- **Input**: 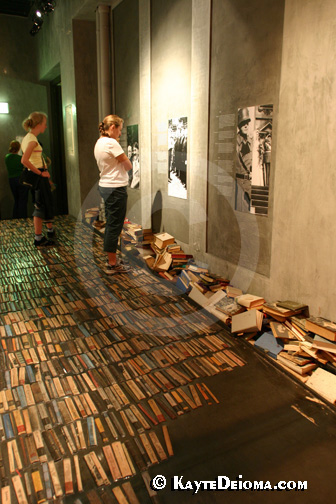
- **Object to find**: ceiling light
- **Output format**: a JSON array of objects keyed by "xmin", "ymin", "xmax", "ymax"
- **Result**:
[{"xmin": 0, "ymin": 103, "xmax": 9, "ymax": 114}]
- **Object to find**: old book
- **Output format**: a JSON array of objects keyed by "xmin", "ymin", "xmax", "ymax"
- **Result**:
[
  {"xmin": 306, "ymin": 367, "xmax": 336, "ymax": 403},
  {"xmin": 236, "ymin": 294, "xmax": 265, "ymax": 309},
  {"xmin": 270, "ymin": 321, "xmax": 296, "ymax": 340},
  {"xmin": 277, "ymin": 351, "xmax": 313, "ymax": 366},
  {"xmin": 154, "ymin": 251, "xmax": 172, "ymax": 272},
  {"xmin": 311, "ymin": 336, "xmax": 336, "ymax": 355},
  {"xmin": 305, "ymin": 316, "xmax": 336, "ymax": 342},
  {"xmin": 225, "ymin": 285, "xmax": 243, "ymax": 298},
  {"xmin": 254, "ymin": 332, "xmax": 284, "ymax": 358},
  {"xmin": 276, "ymin": 300, "xmax": 308, "ymax": 312},
  {"xmin": 213, "ymin": 296, "xmax": 245, "ymax": 317},
  {"xmin": 231, "ymin": 309, "xmax": 263, "ymax": 334},
  {"xmin": 262, "ymin": 302, "xmax": 301, "ymax": 322},
  {"xmin": 153, "ymin": 232, "xmax": 175, "ymax": 249},
  {"xmin": 277, "ymin": 355, "xmax": 317, "ymax": 376}
]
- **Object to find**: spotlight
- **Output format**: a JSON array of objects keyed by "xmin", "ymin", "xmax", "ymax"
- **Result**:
[
  {"xmin": 39, "ymin": 1, "xmax": 56, "ymax": 14},
  {"xmin": 29, "ymin": 0, "xmax": 56, "ymax": 36},
  {"xmin": 30, "ymin": 23, "xmax": 42, "ymax": 36},
  {"xmin": 30, "ymin": 11, "xmax": 43, "ymax": 36}
]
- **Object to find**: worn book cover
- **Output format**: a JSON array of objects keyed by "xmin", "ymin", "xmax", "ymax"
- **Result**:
[
  {"xmin": 231, "ymin": 309, "xmax": 263, "ymax": 334},
  {"xmin": 305, "ymin": 316, "xmax": 336, "ymax": 342},
  {"xmin": 153, "ymin": 233, "xmax": 175, "ymax": 249},
  {"xmin": 213, "ymin": 296, "xmax": 245, "ymax": 317},
  {"xmin": 236, "ymin": 294, "xmax": 265, "ymax": 309}
]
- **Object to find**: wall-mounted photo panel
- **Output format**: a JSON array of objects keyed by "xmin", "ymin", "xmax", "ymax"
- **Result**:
[
  {"xmin": 127, "ymin": 124, "xmax": 140, "ymax": 189},
  {"xmin": 168, "ymin": 117, "xmax": 188, "ymax": 200},
  {"xmin": 235, "ymin": 104, "xmax": 273, "ymax": 215}
]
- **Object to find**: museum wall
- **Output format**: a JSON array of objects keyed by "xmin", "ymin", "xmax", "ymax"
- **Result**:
[
  {"xmin": 0, "ymin": 15, "xmax": 49, "ymax": 220},
  {"xmin": 269, "ymin": 0, "xmax": 336, "ymax": 319},
  {"xmin": 73, "ymin": 19, "xmax": 100, "ymax": 211},
  {"xmin": 36, "ymin": 0, "xmax": 111, "ymax": 219},
  {"xmin": 207, "ymin": 0, "xmax": 285, "ymax": 279},
  {"xmin": 150, "ymin": 0, "xmax": 192, "ymax": 239},
  {"xmin": 113, "ymin": 0, "xmax": 141, "ymax": 223}
]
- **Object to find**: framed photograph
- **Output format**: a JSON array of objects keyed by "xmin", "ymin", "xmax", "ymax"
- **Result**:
[
  {"xmin": 127, "ymin": 124, "xmax": 140, "ymax": 189},
  {"xmin": 168, "ymin": 116, "xmax": 187, "ymax": 199},
  {"xmin": 235, "ymin": 104, "xmax": 273, "ymax": 215}
]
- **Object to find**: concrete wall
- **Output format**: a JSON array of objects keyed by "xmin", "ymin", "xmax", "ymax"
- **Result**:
[
  {"xmin": 270, "ymin": 0, "xmax": 336, "ymax": 318},
  {"xmin": 38, "ymin": 0, "xmax": 91, "ymax": 218},
  {"xmin": 207, "ymin": 0, "xmax": 284, "ymax": 279},
  {"xmin": 0, "ymin": 15, "xmax": 49, "ymax": 219},
  {"xmin": 151, "ymin": 0, "xmax": 192, "ymax": 238},
  {"xmin": 73, "ymin": 19, "xmax": 99, "ymax": 211},
  {"xmin": 113, "ymin": 0, "xmax": 140, "ymax": 223}
]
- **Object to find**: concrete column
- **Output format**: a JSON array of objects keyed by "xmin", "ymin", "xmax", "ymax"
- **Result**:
[
  {"xmin": 96, "ymin": 4, "xmax": 111, "ymax": 119},
  {"xmin": 139, "ymin": 0, "xmax": 152, "ymax": 229},
  {"xmin": 189, "ymin": 0, "xmax": 211, "ymax": 253}
]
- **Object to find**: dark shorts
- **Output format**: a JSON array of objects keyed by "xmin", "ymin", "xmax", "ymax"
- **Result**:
[{"xmin": 99, "ymin": 185, "xmax": 128, "ymax": 253}]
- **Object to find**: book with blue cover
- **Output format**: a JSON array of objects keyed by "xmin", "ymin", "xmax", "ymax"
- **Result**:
[{"xmin": 254, "ymin": 331, "xmax": 284, "ymax": 359}]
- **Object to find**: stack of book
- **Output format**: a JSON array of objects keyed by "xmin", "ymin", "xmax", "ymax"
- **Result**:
[
  {"xmin": 122, "ymin": 222, "xmax": 144, "ymax": 243},
  {"xmin": 84, "ymin": 207, "xmax": 100, "ymax": 225}
]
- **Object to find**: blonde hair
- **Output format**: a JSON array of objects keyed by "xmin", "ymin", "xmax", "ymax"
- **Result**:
[
  {"xmin": 22, "ymin": 112, "xmax": 47, "ymax": 131},
  {"xmin": 9, "ymin": 140, "xmax": 20, "ymax": 153},
  {"xmin": 98, "ymin": 114, "xmax": 123, "ymax": 137}
]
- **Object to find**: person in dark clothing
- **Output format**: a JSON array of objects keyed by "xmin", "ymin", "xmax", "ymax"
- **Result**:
[{"xmin": 4, "ymin": 140, "xmax": 29, "ymax": 218}]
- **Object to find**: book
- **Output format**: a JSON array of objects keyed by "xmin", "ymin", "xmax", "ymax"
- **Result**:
[
  {"xmin": 305, "ymin": 316, "xmax": 336, "ymax": 342},
  {"xmin": 231, "ymin": 309, "xmax": 263, "ymax": 334},
  {"xmin": 277, "ymin": 351, "xmax": 312, "ymax": 366},
  {"xmin": 226, "ymin": 285, "xmax": 243, "ymax": 298},
  {"xmin": 154, "ymin": 252, "xmax": 172, "ymax": 272},
  {"xmin": 153, "ymin": 232, "xmax": 175, "ymax": 249},
  {"xmin": 311, "ymin": 336, "xmax": 336, "ymax": 355},
  {"xmin": 263, "ymin": 302, "xmax": 302, "ymax": 322},
  {"xmin": 236, "ymin": 294, "xmax": 265, "ymax": 309},
  {"xmin": 306, "ymin": 367, "xmax": 336, "ymax": 404},
  {"xmin": 270, "ymin": 321, "xmax": 296, "ymax": 340},
  {"xmin": 276, "ymin": 354, "xmax": 317, "ymax": 375},
  {"xmin": 254, "ymin": 332, "xmax": 284, "ymax": 359},
  {"xmin": 213, "ymin": 296, "xmax": 245, "ymax": 317},
  {"xmin": 276, "ymin": 300, "xmax": 308, "ymax": 312},
  {"xmin": 186, "ymin": 264, "xmax": 209, "ymax": 274}
]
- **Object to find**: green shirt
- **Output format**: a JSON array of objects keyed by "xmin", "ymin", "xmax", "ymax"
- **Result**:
[{"xmin": 5, "ymin": 153, "xmax": 23, "ymax": 178}]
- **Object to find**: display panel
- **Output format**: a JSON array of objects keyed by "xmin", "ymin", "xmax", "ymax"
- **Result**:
[
  {"xmin": 168, "ymin": 117, "xmax": 188, "ymax": 199},
  {"xmin": 235, "ymin": 104, "xmax": 273, "ymax": 215}
]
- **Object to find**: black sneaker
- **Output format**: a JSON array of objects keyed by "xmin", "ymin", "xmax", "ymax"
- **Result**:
[
  {"xmin": 105, "ymin": 263, "xmax": 131, "ymax": 275},
  {"xmin": 34, "ymin": 236, "xmax": 55, "ymax": 247},
  {"xmin": 47, "ymin": 230, "xmax": 56, "ymax": 239}
]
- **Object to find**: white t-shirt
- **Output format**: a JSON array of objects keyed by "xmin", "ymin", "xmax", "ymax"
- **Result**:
[
  {"xmin": 94, "ymin": 136, "xmax": 128, "ymax": 187},
  {"xmin": 21, "ymin": 132, "xmax": 43, "ymax": 169}
]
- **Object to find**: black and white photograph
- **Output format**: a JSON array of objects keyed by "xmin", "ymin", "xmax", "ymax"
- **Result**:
[
  {"xmin": 127, "ymin": 124, "xmax": 140, "ymax": 189},
  {"xmin": 168, "ymin": 116, "xmax": 188, "ymax": 199},
  {"xmin": 235, "ymin": 104, "xmax": 273, "ymax": 215}
]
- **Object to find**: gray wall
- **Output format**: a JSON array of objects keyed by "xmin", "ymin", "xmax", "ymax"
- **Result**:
[
  {"xmin": 151, "ymin": 0, "xmax": 192, "ymax": 238},
  {"xmin": 113, "ymin": 0, "xmax": 141, "ymax": 223},
  {"xmin": 73, "ymin": 19, "xmax": 99, "ymax": 210},
  {"xmin": 207, "ymin": 0, "xmax": 285, "ymax": 277},
  {"xmin": 0, "ymin": 15, "xmax": 49, "ymax": 219},
  {"xmin": 269, "ymin": 0, "xmax": 336, "ymax": 317}
]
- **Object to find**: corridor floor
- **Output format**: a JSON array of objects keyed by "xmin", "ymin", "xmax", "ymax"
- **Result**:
[{"xmin": 0, "ymin": 216, "xmax": 335, "ymax": 504}]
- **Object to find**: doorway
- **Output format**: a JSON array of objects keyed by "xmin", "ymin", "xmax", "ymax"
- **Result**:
[{"xmin": 50, "ymin": 77, "xmax": 68, "ymax": 215}]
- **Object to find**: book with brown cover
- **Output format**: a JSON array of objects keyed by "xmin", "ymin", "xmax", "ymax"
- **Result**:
[{"xmin": 305, "ymin": 316, "xmax": 336, "ymax": 342}]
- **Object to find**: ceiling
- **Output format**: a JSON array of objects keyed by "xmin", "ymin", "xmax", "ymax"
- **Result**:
[{"xmin": 0, "ymin": 0, "xmax": 34, "ymax": 18}]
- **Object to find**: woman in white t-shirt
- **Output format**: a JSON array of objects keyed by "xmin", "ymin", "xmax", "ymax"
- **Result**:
[
  {"xmin": 94, "ymin": 115, "xmax": 132, "ymax": 274},
  {"xmin": 21, "ymin": 111, "xmax": 56, "ymax": 247}
]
